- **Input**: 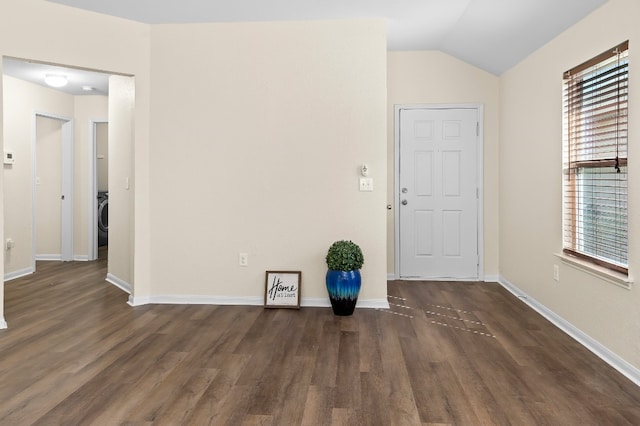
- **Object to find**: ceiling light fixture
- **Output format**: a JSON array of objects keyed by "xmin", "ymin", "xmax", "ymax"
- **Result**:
[
  {"xmin": 81, "ymin": 85, "xmax": 95, "ymax": 91},
  {"xmin": 44, "ymin": 74, "xmax": 68, "ymax": 88}
]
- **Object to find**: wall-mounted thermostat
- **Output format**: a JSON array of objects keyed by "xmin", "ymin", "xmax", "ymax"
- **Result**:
[{"xmin": 4, "ymin": 151, "xmax": 14, "ymax": 165}]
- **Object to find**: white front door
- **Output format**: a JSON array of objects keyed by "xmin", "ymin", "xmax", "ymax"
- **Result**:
[{"xmin": 398, "ymin": 107, "xmax": 479, "ymax": 279}]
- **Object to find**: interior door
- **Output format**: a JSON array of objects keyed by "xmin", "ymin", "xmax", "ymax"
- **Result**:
[
  {"xmin": 398, "ymin": 107, "xmax": 479, "ymax": 279},
  {"xmin": 35, "ymin": 116, "xmax": 63, "ymax": 259},
  {"xmin": 34, "ymin": 115, "xmax": 73, "ymax": 262}
]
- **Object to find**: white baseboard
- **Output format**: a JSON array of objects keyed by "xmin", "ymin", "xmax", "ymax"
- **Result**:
[
  {"xmin": 4, "ymin": 267, "xmax": 34, "ymax": 282},
  {"xmin": 357, "ymin": 298, "xmax": 391, "ymax": 309},
  {"xmin": 35, "ymin": 254, "xmax": 61, "ymax": 261},
  {"xmin": 127, "ymin": 295, "xmax": 150, "ymax": 306},
  {"xmin": 126, "ymin": 294, "xmax": 390, "ymax": 310},
  {"xmin": 301, "ymin": 297, "xmax": 390, "ymax": 309},
  {"xmin": 106, "ymin": 273, "xmax": 131, "ymax": 294},
  {"xmin": 498, "ymin": 275, "xmax": 640, "ymax": 388},
  {"xmin": 301, "ymin": 297, "xmax": 331, "ymax": 307},
  {"xmin": 388, "ymin": 274, "xmax": 499, "ymax": 283},
  {"xmin": 73, "ymin": 255, "xmax": 89, "ymax": 261},
  {"xmin": 0, "ymin": 317, "xmax": 7, "ymax": 329},
  {"xmin": 129, "ymin": 295, "xmax": 264, "ymax": 306}
]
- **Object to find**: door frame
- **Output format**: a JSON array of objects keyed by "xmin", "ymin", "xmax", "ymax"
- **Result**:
[
  {"xmin": 32, "ymin": 112, "xmax": 74, "ymax": 265},
  {"xmin": 394, "ymin": 103, "xmax": 485, "ymax": 280},
  {"xmin": 88, "ymin": 119, "xmax": 108, "ymax": 261}
]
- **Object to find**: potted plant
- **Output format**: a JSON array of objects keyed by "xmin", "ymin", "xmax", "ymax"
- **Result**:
[{"xmin": 325, "ymin": 240, "xmax": 364, "ymax": 316}]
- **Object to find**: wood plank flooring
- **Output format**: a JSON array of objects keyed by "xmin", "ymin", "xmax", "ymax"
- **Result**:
[{"xmin": 1, "ymin": 257, "xmax": 640, "ymax": 425}]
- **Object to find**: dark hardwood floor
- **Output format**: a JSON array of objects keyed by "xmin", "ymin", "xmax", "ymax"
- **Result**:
[{"xmin": 1, "ymin": 257, "xmax": 640, "ymax": 425}]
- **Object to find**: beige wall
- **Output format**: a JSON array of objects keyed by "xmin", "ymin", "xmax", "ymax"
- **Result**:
[
  {"xmin": 0, "ymin": 62, "xmax": 3, "ymax": 327},
  {"xmin": 500, "ymin": 0, "xmax": 640, "ymax": 369},
  {"xmin": 387, "ymin": 51, "xmax": 500, "ymax": 278},
  {"xmin": 1, "ymin": 2, "xmax": 387, "ymax": 315},
  {"xmin": 3, "ymin": 75, "xmax": 74, "ymax": 275},
  {"xmin": 146, "ymin": 20, "xmax": 388, "ymax": 303},
  {"xmin": 108, "ymin": 75, "xmax": 135, "ymax": 287}
]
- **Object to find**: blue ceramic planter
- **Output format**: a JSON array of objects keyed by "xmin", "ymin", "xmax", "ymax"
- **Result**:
[{"xmin": 326, "ymin": 269, "xmax": 361, "ymax": 316}]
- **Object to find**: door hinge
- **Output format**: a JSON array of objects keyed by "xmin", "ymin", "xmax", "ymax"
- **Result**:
[{"xmin": 476, "ymin": 122, "xmax": 479, "ymax": 136}]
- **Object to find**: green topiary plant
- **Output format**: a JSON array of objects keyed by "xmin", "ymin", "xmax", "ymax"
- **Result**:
[{"xmin": 325, "ymin": 240, "xmax": 364, "ymax": 271}]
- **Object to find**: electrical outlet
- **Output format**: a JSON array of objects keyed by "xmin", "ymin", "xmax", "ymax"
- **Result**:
[
  {"xmin": 553, "ymin": 264, "xmax": 560, "ymax": 281},
  {"xmin": 239, "ymin": 253, "xmax": 248, "ymax": 267}
]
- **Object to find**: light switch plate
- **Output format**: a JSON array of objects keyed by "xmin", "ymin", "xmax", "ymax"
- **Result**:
[{"xmin": 359, "ymin": 178, "xmax": 373, "ymax": 192}]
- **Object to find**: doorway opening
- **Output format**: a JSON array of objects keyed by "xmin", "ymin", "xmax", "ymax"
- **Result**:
[
  {"xmin": 2, "ymin": 57, "xmax": 118, "ymax": 278},
  {"xmin": 90, "ymin": 120, "xmax": 109, "ymax": 261},
  {"xmin": 33, "ymin": 113, "xmax": 74, "ymax": 265}
]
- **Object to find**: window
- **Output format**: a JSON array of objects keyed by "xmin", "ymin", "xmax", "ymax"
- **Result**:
[{"xmin": 563, "ymin": 41, "xmax": 629, "ymax": 274}]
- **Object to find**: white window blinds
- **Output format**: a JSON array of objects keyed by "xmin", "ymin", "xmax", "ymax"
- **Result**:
[{"xmin": 563, "ymin": 41, "xmax": 629, "ymax": 274}]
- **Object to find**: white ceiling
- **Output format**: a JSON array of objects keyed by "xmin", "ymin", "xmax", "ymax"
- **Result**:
[
  {"xmin": 3, "ymin": 57, "xmax": 110, "ymax": 96},
  {"xmin": 3, "ymin": 0, "xmax": 607, "ymax": 95},
  {"xmin": 46, "ymin": 0, "xmax": 606, "ymax": 75}
]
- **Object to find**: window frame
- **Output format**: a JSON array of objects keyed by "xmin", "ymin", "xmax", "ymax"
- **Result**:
[{"xmin": 562, "ymin": 41, "xmax": 629, "ymax": 275}]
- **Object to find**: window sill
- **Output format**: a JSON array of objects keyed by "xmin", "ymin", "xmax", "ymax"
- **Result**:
[{"xmin": 554, "ymin": 253, "xmax": 632, "ymax": 290}]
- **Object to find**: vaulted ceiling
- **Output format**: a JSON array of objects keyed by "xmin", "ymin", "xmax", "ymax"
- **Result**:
[
  {"xmin": 4, "ymin": 0, "xmax": 608, "ymax": 95},
  {"xmin": 47, "ymin": 0, "xmax": 607, "ymax": 75}
]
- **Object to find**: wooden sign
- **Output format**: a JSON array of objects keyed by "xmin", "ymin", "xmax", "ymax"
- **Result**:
[{"xmin": 264, "ymin": 271, "xmax": 301, "ymax": 309}]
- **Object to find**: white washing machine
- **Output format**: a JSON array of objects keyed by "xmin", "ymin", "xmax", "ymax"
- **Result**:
[{"xmin": 98, "ymin": 191, "xmax": 108, "ymax": 246}]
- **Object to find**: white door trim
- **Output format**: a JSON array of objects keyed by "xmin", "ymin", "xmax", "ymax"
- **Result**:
[
  {"xmin": 394, "ymin": 103, "xmax": 484, "ymax": 280},
  {"xmin": 32, "ymin": 112, "xmax": 74, "ymax": 265},
  {"xmin": 88, "ymin": 119, "xmax": 108, "ymax": 261}
]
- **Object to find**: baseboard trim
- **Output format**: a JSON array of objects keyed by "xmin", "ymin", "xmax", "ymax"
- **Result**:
[
  {"xmin": 127, "ymin": 295, "xmax": 150, "ymax": 307},
  {"xmin": 388, "ymin": 274, "xmax": 498, "ymax": 282},
  {"xmin": 301, "ymin": 297, "xmax": 331, "ymax": 308},
  {"xmin": 106, "ymin": 274, "xmax": 131, "ymax": 295},
  {"xmin": 126, "ymin": 295, "xmax": 390, "ymax": 310},
  {"xmin": 35, "ymin": 254, "xmax": 61, "ymax": 261},
  {"xmin": 129, "ymin": 295, "xmax": 264, "ymax": 306},
  {"xmin": 73, "ymin": 255, "xmax": 89, "ymax": 261},
  {"xmin": 357, "ymin": 298, "xmax": 391, "ymax": 309},
  {"xmin": 0, "ymin": 317, "xmax": 7, "ymax": 329},
  {"xmin": 302, "ymin": 298, "xmax": 390, "ymax": 309},
  {"xmin": 4, "ymin": 267, "xmax": 34, "ymax": 282},
  {"xmin": 498, "ymin": 275, "xmax": 640, "ymax": 387}
]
